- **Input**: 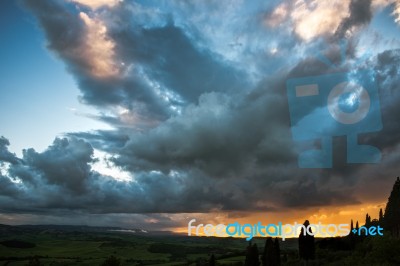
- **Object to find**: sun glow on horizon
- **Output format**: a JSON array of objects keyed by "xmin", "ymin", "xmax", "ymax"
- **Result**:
[{"xmin": 171, "ymin": 202, "xmax": 386, "ymax": 239}]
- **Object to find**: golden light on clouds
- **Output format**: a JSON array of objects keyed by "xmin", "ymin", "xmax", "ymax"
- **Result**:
[
  {"xmin": 264, "ymin": 0, "xmax": 351, "ymax": 41},
  {"xmin": 372, "ymin": 0, "xmax": 400, "ymax": 24},
  {"xmin": 70, "ymin": 0, "xmax": 121, "ymax": 9},
  {"xmin": 79, "ymin": 12, "xmax": 120, "ymax": 78},
  {"xmin": 264, "ymin": 3, "xmax": 288, "ymax": 28},
  {"xmin": 265, "ymin": 0, "xmax": 400, "ymax": 41},
  {"xmin": 290, "ymin": 0, "xmax": 350, "ymax": 41},
  {"xmin": 117, "ymin": 107, "xmax": 138, "ymax": 125},
  {"xmin": 394, "ymin": 1, "xmax": 400, "ymax": 24},
  {"xmin": 173, "ymin": 201, "xmax": 386, "ymax": 239}
]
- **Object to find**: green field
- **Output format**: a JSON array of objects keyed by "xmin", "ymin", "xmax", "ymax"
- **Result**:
[
  {"xmin": 0, "ymin": 227, "xmax": 255, "ymax": 265},
  {"xmin": 0, "ymin": 225, "xmax": 399, "ymax": 266}
]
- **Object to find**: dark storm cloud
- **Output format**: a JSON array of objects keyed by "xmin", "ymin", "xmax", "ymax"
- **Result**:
[
  {"xmin": 5, "ymin": 0, "xmax": 398, "ymax": 223},
  {"xmin": 2, "ymin": 48, "xmax": 397, "ymax": 215},
  {"xmin": 111, "ymin": 22, "xmax": 249, "ymax": 102},
  {"xmin": 66, "ymin": 130, "xmax": 129, "ymax": 153},
  {"xmin": 277, "ymin": 177, "xmax": 360, "ymax": 208},
  {"xmin": 335, "ymin": 0, "xmax": 373, "ymax": 39},
  {"xmin": 113, "ymin": 90, "xmax": 296, "ymax": 177},
  {"xmin": 0, "ymin": 136, "xmax": 20, "ymax": 164},
  {"xmin": 12, "ymin": 48, "xmax": 400, "ymax": 214},
  {"xmin": 366, "ymin": 49, "xmax": 400, "ymax": 149},
  {"xmin": 22, "ymin": 138, "xmax": 93, "ymax": 192},
  {"xmin": 0, "ymin": 175, "xmax": 20, "ymax": 198},
  {"xmin": 0, "ymin": 137, "xmax": 265, "ymax": 213},
  {"xmin": 0, "ymin": 134, "xmax": 360, "ymax": 214}
]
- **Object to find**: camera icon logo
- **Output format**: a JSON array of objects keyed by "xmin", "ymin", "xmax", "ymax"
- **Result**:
[{"xmin": 287, "ymin": 70, "xmax": 382, "ymax": 168}]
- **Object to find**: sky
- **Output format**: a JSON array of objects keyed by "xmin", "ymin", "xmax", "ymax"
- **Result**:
[{"xmin": 0, "ymin": 0, "xmax": 400, "ymax": 233}]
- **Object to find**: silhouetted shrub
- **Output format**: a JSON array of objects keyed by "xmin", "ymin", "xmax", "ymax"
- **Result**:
[
  {"xmin": 101, "ymin": 255, "xmax": 121, "ymax": 266},
  {"xmin": 27, "ymin": 256, "xmax": 41, "ymax": 266}
]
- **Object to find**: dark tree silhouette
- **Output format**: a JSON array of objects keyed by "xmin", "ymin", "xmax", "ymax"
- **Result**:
[
  {"xmin": 355, "ymin": 221, "xmax": 359, "ymax": 232},
  {"xmin": 282, "ymin": 253, "xmax": 287, "ymax": 264},
  {"xmin": 274, "ymin": 238, "xmax": 281, "ymax": 266},
  {"xmin": 262, "ymin": 237, "xmax": 281, "ymax": 266},
  {"xmin": 245, "ymin": 243, "xmax": 260, "ymax": 266},
  {"xmin": 384, "ymin": 177, "xmax": 400, "ymax": 237},
  {"xmin": 379, "ymin": 208, "xmax": 384, "ymax": 222},
  {"xmin": 350, "ymin": 219, "xmax": 354, "ymax": 235},
  {"xmin": 209, "ymin": 253, "xmax": 216, "ymax": 266},
  {"xmin": 365, "ymin": 213, "xmax": 371, "ymax": 228},
  {"xmin": 101, "ymin": 255, "xmax": 121, "ymax": 266},
  {"xmin": 298, "ymin": 220, "xmax": 315, "ymax": 261},
  {"xmin": 262, "ymin": 238, "xmax": 274, "ymax": 266},
  {"xmin": 27, "ymin": 257, "xmax": 41, "ymax": 266}
]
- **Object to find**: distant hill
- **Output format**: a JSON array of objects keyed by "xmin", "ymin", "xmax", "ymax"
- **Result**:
[
  {"xmin": 0, "ymin": 223, "xmax": 176, "ymax": 236},
  {"xmin": 0, "ymin": 239, "xmax": 35, "ymax": 249}
]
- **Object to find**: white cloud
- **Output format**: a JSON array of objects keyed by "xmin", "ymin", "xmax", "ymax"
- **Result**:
[{"xmin": 91, "ymin": 149, "xmax": 132, "ymax": 181}]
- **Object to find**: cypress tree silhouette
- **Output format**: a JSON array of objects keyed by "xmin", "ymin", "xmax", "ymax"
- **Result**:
[
  {"xmin": 365, "ymin": 213, "xmax": 371, "ymax": 228},
  {"xmin": 262, "ymin": 238, "xmax": 281, "ymax": 266},
  {"xmin": 349, "ymin": 219, "xmax": 356, "ymax": 248},
  {"xmin": 298, "ymin": 220, "xmax": 315, "ymax": 261},
  {"xmin": 245, "ymin": 243, "xmax": 260, "ymax": 266},
  {"xmin": 350, "ymin": 219, "xmax": 354, "ymax": 235},
  {"xmin": 274, "ymin": 238, "xmax": 281, "ymax": 266},
  {"xmin": 262, "ymin": 237, "xmax": 274, "ymax": 266},
  {"xmin": 355, "ymin": 221, "xmax": 359, "ymax": 232},
  {"xmin": 384, "ymin": 177, "xmax": 400, "ymax": 237},
  {"xmin": 209, "ymin": 253, "xmax": 216, "ymax": 266},
  {"xmin": 379, "ymin": 208, "xmax": 384, "ymax": 222}
]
